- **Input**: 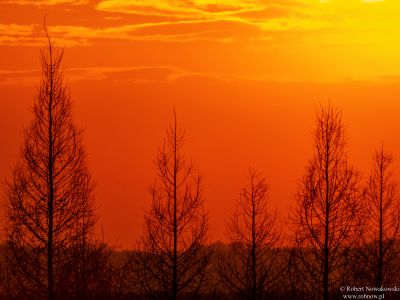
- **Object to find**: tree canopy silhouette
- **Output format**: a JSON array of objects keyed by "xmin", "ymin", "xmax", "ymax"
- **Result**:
[
  {"xmin": 218, "ymin": 168, "xmax": 281, "ymax": 300},
  {"xmin": 133, "ymin": 111, "xmax": 211, "ymax": 300},
  {"xmin": 354, "ymin": 145, "xmax": 400, "ymax": 287},
  {"xmin": 291, "ymin": 103, "xmax": 361, "ymax": 300},
  {"xmin": 4, "ymin": 29, "xmax": 97, "ymax": 300}
]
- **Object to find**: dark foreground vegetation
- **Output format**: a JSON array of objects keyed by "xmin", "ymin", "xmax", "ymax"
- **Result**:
[
  {"xmin": 2, "ymin": 243, "xmax": 399, "ymax": 300},
  {"xmin": 2, "ymin": 28, "xmax": 400, "ymax": 300}
]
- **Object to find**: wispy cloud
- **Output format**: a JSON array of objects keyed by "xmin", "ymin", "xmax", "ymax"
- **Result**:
[
  {"xmin": 0, "ymin": 65, "xmax": 237, "ymax": 85},
  {"xmin": 0, "ymin": 23, "xmax": 40, "ymax": 46},
  {"xmin": 2, "ymin": 63, "xmax": 400, "ymax": 87},
  {"xmin": 0, "ymin": 1, "xmax": 341, "ymax": 47},
  {"xmin": 2, "ymin": 0, "xmax": 88, "ymax": 5},
  {"xmin": 96, "ymin": 0, "xmax": 265, "ymax": 19},
  {"xmin": 48, "ymin": 22, "xmax": 236, "ymax": 44},
  {"xmin": 0, "ymin": 23, "xmax": 89, "ymax": 46},
  {"xmin": 39, "ymin": 5, "xmax": 331, "ymax": 46},
  {"xmin": 0, "ymin": 19, "xmax": 239, "ymax": 47},
  {"xmin": 0, "ymin": 69, "xmax": 40, "ymax": 85},
  {"xmin": 0, "ymin": 66, "xmax": 187, "ymax": 85},
  {"xmin": 1, "ymin": 0, "xmax": 398, "ymax": 54},
  {"xmin": 95, "ymin": 0, "xmax": 330, "ymax": 32},
  {"xmin": 0, "ymin": 23, "xmax": 34, "ymax": 36},
  {"xmin": 90, "ymin": 0, "xmax": 341, "ymax": 50}
]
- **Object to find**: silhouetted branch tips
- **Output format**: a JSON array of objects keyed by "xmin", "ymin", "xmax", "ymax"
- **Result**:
[
  {"xmin": 218, "ymin": 168, "xmax": 281, "ymax": 300},
  {"xmin": 2, "ymin": 29, "xmax": 107, "ymax": 300},
  {"xmin": 43, "ymin": 16, "xmax": 50, "ymax": 46},
  {"xmin": 132, "ymin": 111, "xmax": 210, "ymax": 300},
  {"xmin": 291, "ymin": 103, "xmax": 361, "ymax": 300},
  {"xmin": 353, "ymin": 145, "xmax": 400, "ymax": 287}
]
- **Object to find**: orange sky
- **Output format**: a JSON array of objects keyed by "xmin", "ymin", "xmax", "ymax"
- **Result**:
[{"xmin": 1, "ymin": 0, "xmax": 400, "ymax": 249}]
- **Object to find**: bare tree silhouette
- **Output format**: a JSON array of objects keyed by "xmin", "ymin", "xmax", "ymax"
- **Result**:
[
  {"xmin": 354, "ymin": 145, "xmax": 400, "ymax": 287},
  {"xmin": 133, "ymin": 111, "xmax": 211, "ymax": 300},
  {"xmin": 217, "ymin": 168, "xmax": 281, "ymax": 300},
  {"xmin": 291, "ymin": 104, "xmax": 361, "ymax": 300},
  {"xmin": 4, "ymin": 29, "xmax": 97, "ymax": 300}
]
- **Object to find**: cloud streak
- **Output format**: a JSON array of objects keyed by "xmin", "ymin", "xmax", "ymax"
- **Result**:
[
  {"xmin": 3, "ymin": 0, "xmax": 87, "ymax": 5},
  {"xmin": 95, "ymin": 0, "xmax": 331, "ymax": 32},
  {"xmin": 1, "ymin": 65, "xmax": 241, "ymax": 85},
  {"xmin": 1, "ymin": 0, "xmax": 368, "ymax": 47},
  {"xmin": 0, "ymin": 65, "xmax": 259, "ymax": 85},
  {"xmin": 5, "ymin": 63, "xmax": 394, "ymax": 86},
  {"xmin": 96, "ymin": 0, "xmax": 265, "ymax": 19},
  {"xmin": 0, "ymin": 23, "xmax": 34, "ymax": 36},
  {"xmin": 1, "ymin": 0, "xmax": 399, "ymax": 83}
]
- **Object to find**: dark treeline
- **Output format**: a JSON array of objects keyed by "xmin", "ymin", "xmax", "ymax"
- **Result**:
[{"xmin": 1, "ymin": 32, "xmax": 400, "ymax": 300}]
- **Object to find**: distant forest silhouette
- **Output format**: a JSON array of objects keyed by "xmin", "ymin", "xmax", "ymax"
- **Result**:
[{"xmin": 1, "ymin": 30, "xmax": 399, "ymax": 300}]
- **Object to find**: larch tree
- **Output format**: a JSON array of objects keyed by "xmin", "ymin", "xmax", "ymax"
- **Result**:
[
  {"xmin": 356, "ymin": 146, "xmax": 400, "ymax": 287},
  {"xmin": 4, "ymin": 30, "xmax": 97, "ymax": 300},
  {"xmin": 291, "ymin": 104, "xmax": 361, "ymax": 300},
  {"xmin": 133, "ymin": 111, "xmax": 211, "ymax": 300},
  {"xmin": 217, "ymin": 168, "xmax": 281, "ymax": 300}
]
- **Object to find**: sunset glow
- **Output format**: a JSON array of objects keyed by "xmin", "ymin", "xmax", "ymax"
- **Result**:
[{"xmin": 1, "ymin": 0, "xmax": 400, "ymax": 248}]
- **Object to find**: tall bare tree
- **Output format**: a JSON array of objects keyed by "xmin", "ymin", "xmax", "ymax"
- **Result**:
[
  {"xmin": 4, "ymin": 30, "xmax": 96, "ymax": 300},
  {"xmin": 133, "ymin": 111, "xmax": 210, "ymax": 300},
  {"xmin": 291, "ymin": 104, "xmax": 360, "ymax": 300},
  {"xmin": 355, "ymin": 146, "xmax": 400, "ymax": 287},
  {"xmin": 218, "ymin": 168, "xmax": 281, "ymax": 300}
]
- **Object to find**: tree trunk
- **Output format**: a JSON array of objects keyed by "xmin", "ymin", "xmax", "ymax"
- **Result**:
[
  {"xmin": 377, "ymin": 150, "xmax": 384, "ymax": 287},
  {"xmin": 172, "ymin": 114, "xmax": 178, "ymax": 300},
  {"xmin": 47, "ymin": 54, "xmax": 54, "ymax": 300},
  {"xmin": 323, "ymin": 143, "xmax": 330, "ymax": 300},
  {"xmin": 251, "ymin": 188, "xmax": 257, "ymax": 300}
]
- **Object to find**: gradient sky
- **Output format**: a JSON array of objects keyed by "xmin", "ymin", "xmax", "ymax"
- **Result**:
[{"xmin": 1, "ymin": 0, "xmax": 400, "ymax": 248}]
